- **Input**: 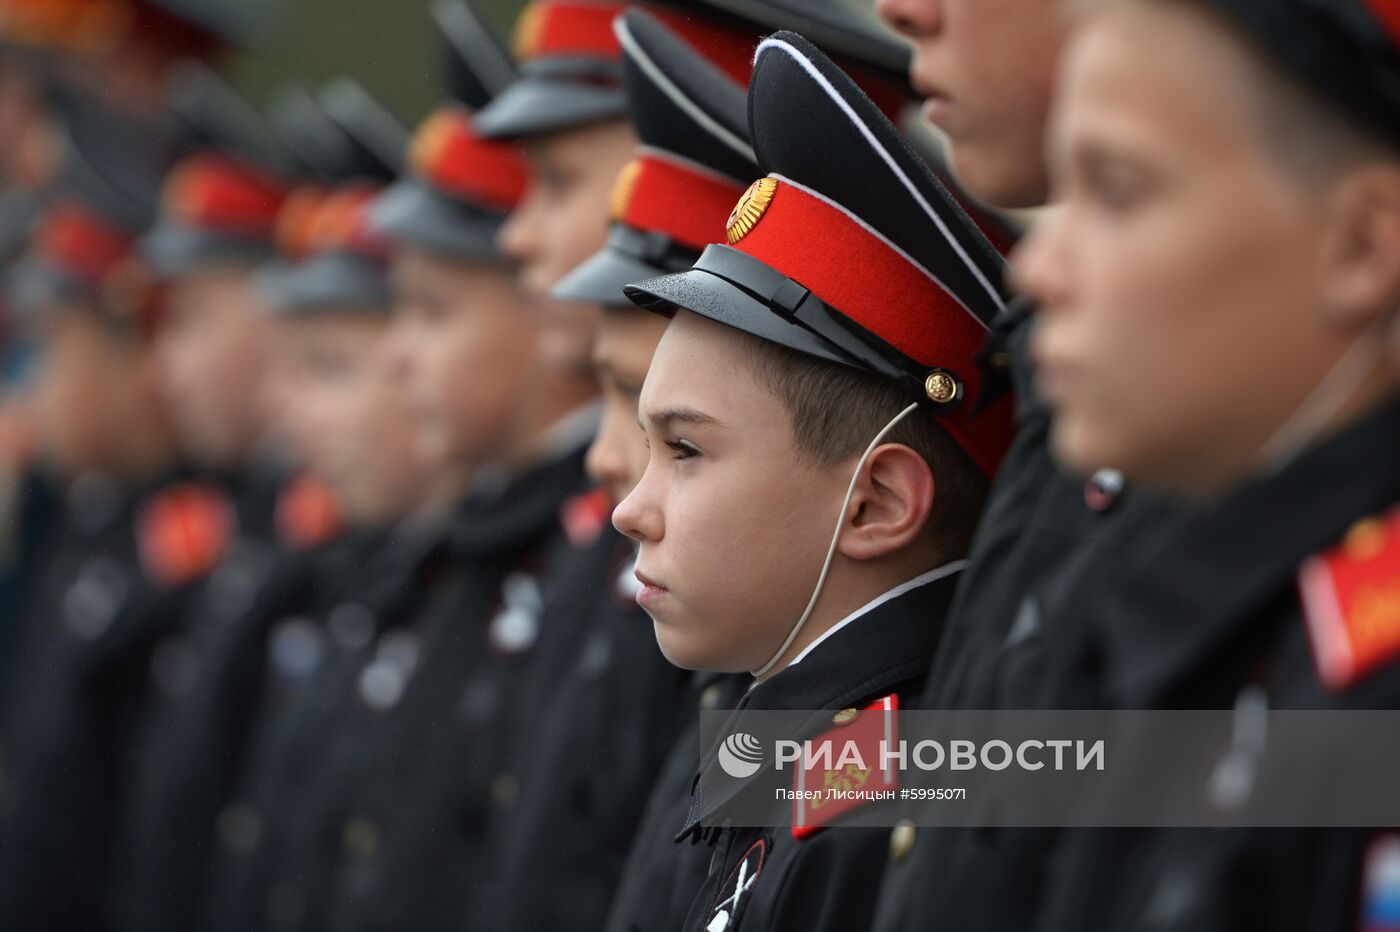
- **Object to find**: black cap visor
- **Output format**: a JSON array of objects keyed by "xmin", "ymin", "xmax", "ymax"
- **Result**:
[
  {"xmin": 370, "ymin": 179, "xmax": 506, "ymax": 262},
  {"xmin": 473, "ymin": 59, "xmax": 627, "ymax": 139},
  {"xmin": 141, "ymin": 224, "xmax": 274, "ymax": 278},
  {"xmin": 4, "ymin": 259, "xmax": 92, "ymax": 319},
  {"xmin": 259, "ymin": 251, "xmax": 390, "ymax": 313},
  {"xmin": 553, "ymin": 224, "xmax": 701, "ymax": 307}
]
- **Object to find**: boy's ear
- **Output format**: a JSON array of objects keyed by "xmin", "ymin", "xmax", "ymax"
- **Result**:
[
  {"xmin": 1319, "ymin": 166, "xmax": 1400, "ymax": 331},
  {"xmin": 838, "ymin": 442, "xmax": 936, "ymax": 562}
]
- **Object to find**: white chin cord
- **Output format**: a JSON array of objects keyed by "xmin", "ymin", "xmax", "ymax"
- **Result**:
[
  {"xmin": 750, "ymin": 401, "xmax": 922, "ymax": 680},
  {"xmin": 1255, "ymin": 311, "xmax": 1394, "ymax": 479}
]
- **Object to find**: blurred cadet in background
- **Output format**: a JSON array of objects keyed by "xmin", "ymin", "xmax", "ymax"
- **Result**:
[
  {"xmin": 0, "ymin": 0, "xmax": 240, "ymax": 687},
  {"xmin": 1008, "ymin": 2, "xmax": 1400, "ymax": 928},
  {"xmin": 108, "ymin": 63, "xmax": 325, "ymax": 932},
  {"xmin": 202, "ymin": 5, "xmax": 596, "ymax": 924},
  {"xmin": 199, "ymin": 119, "xmax": 457, "ymax": 931},
  {"xmin": 0, "ymin": 97, "xmax": 187, "ymax": 932}
]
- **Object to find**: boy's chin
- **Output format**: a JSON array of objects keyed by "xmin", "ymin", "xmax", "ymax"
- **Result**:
[{"xmin": 653, "ymin": 622, "xmax": 753, "ymax": 676}]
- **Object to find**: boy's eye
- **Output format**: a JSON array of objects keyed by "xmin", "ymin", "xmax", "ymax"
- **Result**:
[
  {"xmin": 666, "ymin": 440, "xmax": 699, "ymax": 461},
  {"xmin": 1084, "ymin": 161, "xmax": 1150, "ymax": 212}
]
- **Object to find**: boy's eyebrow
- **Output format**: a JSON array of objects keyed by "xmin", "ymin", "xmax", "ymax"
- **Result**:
[{"xmin": 641, "ymin": 406, "xmax": 721, "ymax": 431}]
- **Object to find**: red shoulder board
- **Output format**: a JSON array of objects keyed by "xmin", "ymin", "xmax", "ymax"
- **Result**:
[
  {"xmin": 276, "ymin": 473, "xmax": 343, "ymax": 551},
  {"xmin": 1299, "ymin": 507, "xmax": 1400, "ymax": 690},
  {"xmin": 791, "ymin": 694, "xmax": 899, "ymax": 841},
  {"xmin": 137, "ymin": 483, "xmax": 235, "ymax": 588},
  {"xmin": 560, "ymin": 486, "xmax": 613, "ymax": 548}
]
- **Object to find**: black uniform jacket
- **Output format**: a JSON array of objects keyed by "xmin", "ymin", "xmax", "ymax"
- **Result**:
[
  {"xmin": 873, "ymin": 304, "xmax": 1182, "ymax": 932},
  {"xmin": 478, "ymin": 527, "xmax": 693, "ymax": 931},
  {"xmin": 1035, "ymin": 397, "xmax": 1400, "ymax": 932},
  {"xmin": 603, "ymin": 671, "xmax": 750, "ymax": 932},
  {"xmin": 677, "ymin": 569, "xmax": 959, "ymax": 932}
]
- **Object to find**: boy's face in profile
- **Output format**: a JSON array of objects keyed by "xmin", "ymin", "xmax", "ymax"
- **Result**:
[
  {"xmin": 156, "ymin": 264, "xmax": 273, "ymax": 469},
  {"xmin": 1015, "ymin": 2, "xmax": 1389, "ymax": 499},
  {"xmin": 613, "ymin": 310, "xmax": 851, "ymax": 673},
  {"xmin": 272, "ymin": 313, "xmax": 428, "ymax": 527},
  {"xmin": 33, "ymin": 308, "xmax": 138, "ymax": 477},
  {"xmin": 876, "ymin": 0, "xmax": 1066, "ymax": 208},
  {"xmin": 498, "ymin": 120, "xmax": 636, "ymax": 372},
  {"xmin": 585, "ymin": 307, "xmax": 667, "ymax": 504},
  {"xmin": 385, "ymin": 248, "xmax": 539, "ymax": 470}
]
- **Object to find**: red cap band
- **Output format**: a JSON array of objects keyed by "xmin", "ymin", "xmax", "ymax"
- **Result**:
[
  {"xmin": 1367, "ymin": 0, "xmax": 1400, "ymax": 47},
  {"xmin": 513, "ymin": 1, "xmax": 758, "ymax": 83},
  {"xmin": 162, "ymin": 155, "xmax": 288, "ymax": 237},
  {"xmin": 409, "ymin": 106, "xmax": 529, "ymax": 212},
  {"xmin": 307, "ymin": 185, "xmax": 391, "ymax": 259},
  {"xmin": 728, "ymin": 176, "xmax": 1011, "ymax": 476},
  {"xmin": 611, "ymin": 151, "xmax": 748, "ymax": 252},
  {"xmin": 33, "ymin": 204, "xmax": 132, "ymax": 285},
  {"xmin": 276, "ymin": 186, "xmax": 331, "ymax": 260}
]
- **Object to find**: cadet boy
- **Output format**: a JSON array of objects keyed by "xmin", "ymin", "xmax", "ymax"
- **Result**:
[
  {"xmin": 489, "ymin": 10, "xmax": 763, "ymax": 929},
  {"xmin": 110, "ymin": 72, "xmax": 313, "ymax": 932},
  {"xmin": 0, "ymin": 130, "xmax": 183, "ymax": 932},
  {"xmin": 198, "ymin": 173, "xmax": 443, "ymax": 932},
  {"xmin": 1010, "ymin": 1, "xmax": 1400, "ymax": 928},
  {"xmin": 271, "ymin": 51, "xmax": 604, "ymax": 927},
  {"xmin": 865, "ymin": 0, "xmax": 1188, "ymax": 923},
  {"xmin": 261, "ymin": 187, "xmax": 427, "ymax": 532},
  {"xmin": 613, "ymin": 33, "xmax": 1013, "ymax": 930}
]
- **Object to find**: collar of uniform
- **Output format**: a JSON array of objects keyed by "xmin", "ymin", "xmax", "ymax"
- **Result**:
[
  {"xmin": 678, "ymin": 568, "xmax": 960, "ymax": 837},
  {"xmin": 1083, "ymin": 396, "xmax": 1400, "ymax": 707},
  {"xmin": 534, "ymin": 399, "xmax": 603, "ymax": 463},
  {"xmin": 445, "ymin": 442, "xmax": 589, "ymax": 562},
  {"xmin": 781, "ymin": 560, "xmax": 966, "ymax": 673}
]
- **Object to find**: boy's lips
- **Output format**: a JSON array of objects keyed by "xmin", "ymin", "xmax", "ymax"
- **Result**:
[
  {"xmin": 913, "ymin": 77, "xmax": 955, "ymax": 129},
  {"xmin": 633, "ymin": 567, "xmax": 668, "ymax": 610},
  {"xmin": 920, "ymin": 95, "xmax": 953, "ymax": 127},
  {"xmin": 1030, "ymin": 348, "xmax": 1081, "ymax": 407}
]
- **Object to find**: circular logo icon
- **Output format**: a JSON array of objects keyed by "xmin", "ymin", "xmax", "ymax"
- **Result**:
[{"xmin": 718, "ymin": 732, "xmax": 764, "ymax": 779}]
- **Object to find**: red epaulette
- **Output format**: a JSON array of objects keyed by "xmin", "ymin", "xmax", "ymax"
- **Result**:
[
  {"xmin": 276, "ymin": 473, "xmax": 343, "ymax": 552},
  {"xmin": 791, "ymin": 694, "xmax": 900, "ymax": 840},
  {"xmin": 560, "ymin": 486, "xmax": 614, "ymax": 548},
  {"xmin": 137, "ymin": 482, "xmax": 235, "ymax": 588},
  {"xmin": 1299, "ymin": 506, "xmax": 1400, "ymax": 690}
]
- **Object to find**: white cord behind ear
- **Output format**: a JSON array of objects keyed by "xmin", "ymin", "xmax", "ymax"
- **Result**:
[
  {"xmin": 750, "ymin": 401, "xmax": 922, "ymax": 680},
  {"xmin": 1256, "ymin": 311, "xmax": 1393, "ymax": 478}
]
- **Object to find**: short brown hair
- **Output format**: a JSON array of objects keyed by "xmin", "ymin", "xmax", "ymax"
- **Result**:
[{"xmin": 742, "ymin": 335, "xmax": 989, "ymax": 562}]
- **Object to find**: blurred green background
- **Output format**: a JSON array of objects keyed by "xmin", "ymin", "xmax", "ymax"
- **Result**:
[
  {"xmin": 223, "ymin": 0, "xmax": 888, "ymax": 125},
  {"xmin": 229, "ymin": 0, "xmax": 529, "ymax": 124}
]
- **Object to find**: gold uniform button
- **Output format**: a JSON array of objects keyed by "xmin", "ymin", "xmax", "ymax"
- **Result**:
[
  {"xmin": 216, "ymin": 803, "xmax": 262, "ymax": 854},
  {"xmin": 889, "ymin": 819, "xmax": 917, "ymax": 862},
  {"xmin": 699, "ymin": 683, "xmax": 723, "ymax": 711},
  {"xmin": 342, "ymin": 816, "xmax": 380, "ymax": 858},
  {"xmin": 832, "ymin": 707, "xmax": 860, "ymax": 725},
  {"xmin": 924, "ymin": 371, "xmax": 959, "ymax": 404},
  {"xmin": 1344, "ymin": 516, "xmax": 1388, "ymax": 561},
  {"xmin": 492, "ymin": 772, "xmax": 519, "ymax": 810}
]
